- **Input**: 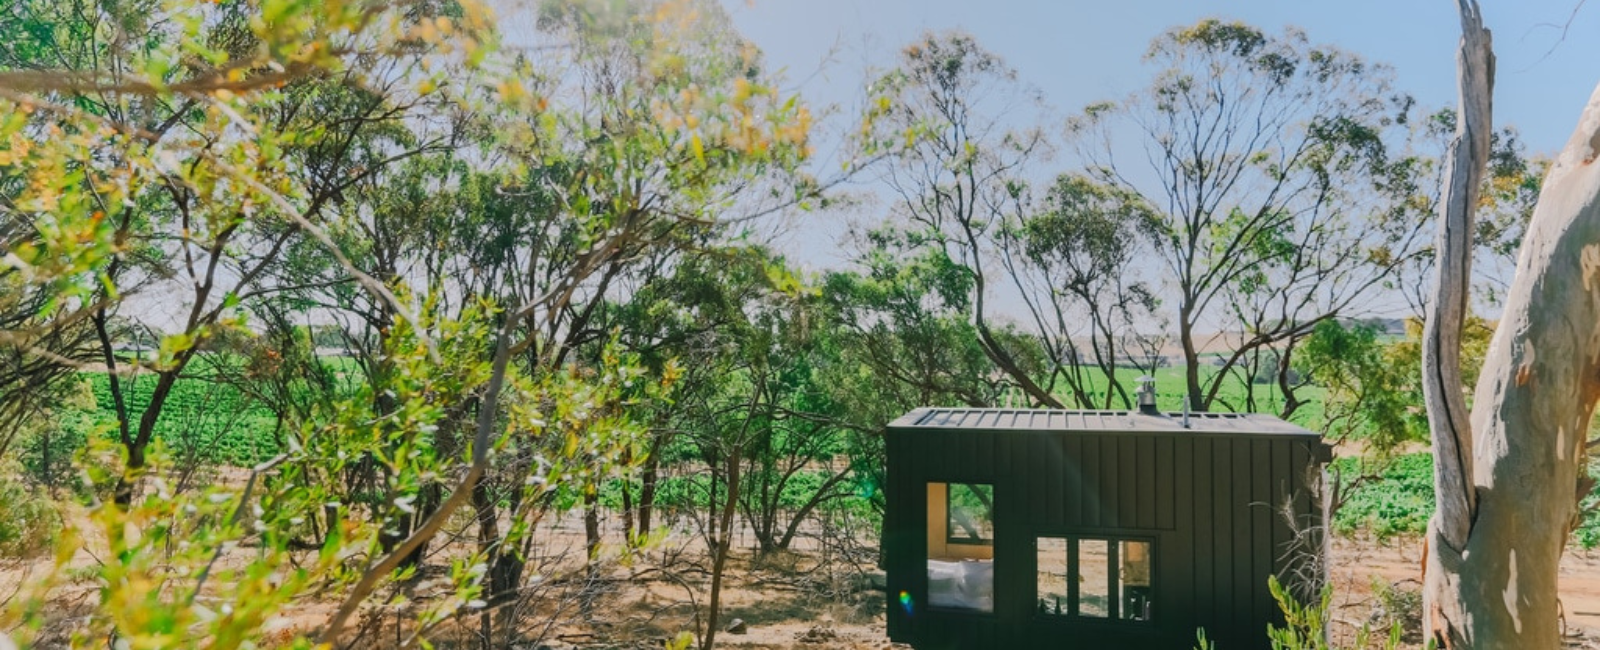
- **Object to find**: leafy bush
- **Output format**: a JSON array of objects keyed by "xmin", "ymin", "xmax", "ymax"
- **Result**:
[
  {"xmin": 1368, "ymin": 577, "xmax": 1422, "ymax": 643},
  {"xmin": 1193, "ymin": 576, "xmax": 1403, "ymax": 650},
  {"xmin": 1331, "ymin": 453, "xmax": 1433, "ymax": 539},
  {"xmin": 1264, "ymin": 575, "xmax": 1401, "ymax": 650},
  {"xmin": 1335, "ymin": 451, "xmax": 1600, "ymax": 550},
  {"xmin": 1570, "ymin": 457, "xmax": 1600, "ymax": 550},
  {"xmin": 0, "ymin": 472, "xmax": 60, "ymax": 559}
]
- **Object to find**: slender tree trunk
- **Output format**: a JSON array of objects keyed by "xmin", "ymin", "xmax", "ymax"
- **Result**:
[
  {"xmin": 638, "ymin": 461, "xmax": 659, "ymax": 534},
  {"xmin": 115, "ymin": 442, "xmax": 147, "ymax": 506},
  {"xmin": 1277, "ymin": 338, "xmax": 1303, "ymax": 420},
  {"xmin": 1427, "ymin": 1, "xmax": 1484, "ymax": 643},
  {"xmin": 701, "ymin": 445, "xmax": 742, "ymax": 650},
  {"xmin": 777, "ymin": 470, "xmax": 851, "ymax": 550},
  {"xmin": 1179, "ymin": 308, "xmax": 1203, "ymax": 412},
  {"xmin": 584, "ymin": 492, "xmax": 601, "ymax": 563},
  {"xmin": 1423, "ymin": 3, "xmax": 1493, "ymax": 646},
  {"xmin": 621, "ymin": 476, "xmax": 635, "ymax": 544},
  {"xmin": 1425, "ymin": 3, "xmax": 1600, "ymax": 648}
]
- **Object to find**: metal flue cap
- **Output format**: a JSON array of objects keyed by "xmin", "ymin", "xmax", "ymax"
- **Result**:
[{"xmin": 1135, "ymin": 375, "xmax": 1159, "ymax": 416}]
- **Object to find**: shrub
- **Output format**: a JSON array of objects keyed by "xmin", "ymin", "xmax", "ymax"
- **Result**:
[
  {"xmin": 0, "ymin": 472, "xmax": 60, "ymax": 559},
  {"xmin": 1194, "ymin": 576, "xmax": 1402, "ymax": 650},
  {"xmin": 1368, "ymin": 578, "xmax": 1422, "ymax": 643},
  {"xmin": 1265, "ymin": 575, "xmax": 1401, "ymax": 650},
  {"xmin": 1331, "ymin": 453, "xmax": 1433, "ymax": 539}
]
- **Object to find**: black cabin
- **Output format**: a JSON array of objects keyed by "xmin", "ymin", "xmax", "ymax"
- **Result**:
[{"xmin": 882, "ymin": 407, "xmax": 1331, "ymax": 650}]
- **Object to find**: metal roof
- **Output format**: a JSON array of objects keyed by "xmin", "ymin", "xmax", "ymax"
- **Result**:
[{"xmin": 886, "ymin": 407, "xmax": 1319, "ymax": 438}]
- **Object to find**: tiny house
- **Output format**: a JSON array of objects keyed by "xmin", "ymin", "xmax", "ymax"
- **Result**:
[{"xmin": 882, "ymin": 405, "xmax": 1331, "ymax": 650}]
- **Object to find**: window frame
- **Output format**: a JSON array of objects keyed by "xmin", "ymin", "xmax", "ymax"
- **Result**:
[
  {"xmin": 1034, "ymin": 533, "xmax": 1157, "ymax": 624},
  {"xmin": 924, "ymin": 480, "xmax": 998, "ymax": 615},
  {"xmin": 943, "ymin": 482, "xmax": 996, "ymax": 546}
]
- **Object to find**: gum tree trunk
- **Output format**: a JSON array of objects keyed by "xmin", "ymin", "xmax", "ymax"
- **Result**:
[{"xmin": 1424, "ymin": 2, "xmax": 1600, "ymax": 647}]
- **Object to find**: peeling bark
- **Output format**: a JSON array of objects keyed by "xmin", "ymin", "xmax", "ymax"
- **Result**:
[
  {"xmin": 1425, "ymin": 2, "xmax": 1600, "ymax": 647},
  {"xmin": 1422, "ymin": 3, "xmax": 1492, "ymax": 644}
]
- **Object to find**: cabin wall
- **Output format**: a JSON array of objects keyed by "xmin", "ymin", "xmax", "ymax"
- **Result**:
[{"xmin": 885, "ymin": 428, "xmax": 1325, "ymax": 650}]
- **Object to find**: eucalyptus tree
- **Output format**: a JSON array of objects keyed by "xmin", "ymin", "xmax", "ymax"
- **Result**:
[
  {"xmin": 0, "ymin": 0, "xmax": 488, "ymax": 507},
  {"xmin": 999, "ymin": 174, "xmax": 1164, "ymax": 409},
  {"xmin": 0, "ymin": 0, "xmax": 537, "ymax": 645},
  {"xmin": 1421, "ymin": 2, "xmax": 1600, "ymax": 647},
  {"xmin": 0, "ymin": 0, "xmax": 201, "ymax": 501},
  {"xmin": 823, "ymin": 237, "xmax": 1008, "ymax": 410},
  {"xmin": 425, "ymin": 2, "xmax": 820, "ymax": 643},
  {"xmin": 1072, "ymin": 20, "xmax": 1432, "ymax": 414},
  {"xmin": 860, "ymin": 31, "xmax": 1064, "ymax": 407},
  {"xmin": 272, "ymin": 150, "xmax": 482, "ymax": 565}
]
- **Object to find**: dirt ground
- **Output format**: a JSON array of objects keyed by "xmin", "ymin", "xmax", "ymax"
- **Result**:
[
  {"xmin": 486, "ymin": 519, "xmax": 1600, "ymax": 649},
  {"xmin": 1322, "ymin": 535, "xmax": 1600, "ymax": 649},
  {"xmin": 15, "ymin": 510, "xmax": 1600, "ymax": 649}
]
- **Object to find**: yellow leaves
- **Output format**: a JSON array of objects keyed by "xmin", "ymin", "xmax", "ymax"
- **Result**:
[
  {"xmin": 456, "ymin": 0, "xmax": 495, "ymax": 33},
  {"xmin": 410, "ymin": 18, "xmax": 443, "ymax": 45},
  {"xmin": 651, "ymin": 0, "xmax": 701, "ymax": 37},
  {"xmin": 0, "ymin": 132, "xmax": 31, "ymax": 166},
  {"xmin": 661, "ymin": 358, "xmax": 683, "ymax": 390},
  {"xmin": 496, "ymin": 79, "xmax": 530, "ymax": 108}
]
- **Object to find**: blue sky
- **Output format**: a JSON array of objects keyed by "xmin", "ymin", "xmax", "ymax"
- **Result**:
[
  {"xmin": 724, "ymin": 0, "xmax": 1598, "ymax": 155},
  {"xmin": 720, "ymin": 0, "xmax": 1599, "ymax": 284}
]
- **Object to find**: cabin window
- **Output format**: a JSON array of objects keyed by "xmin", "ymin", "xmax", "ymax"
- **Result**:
[
  {"xmin": 945, "ymin": 483, "xmax": 994, "ymax": 545},
  {"xmin": 926, "ymin": 482, "xmax": 994, "ymax": 612},
  {"xmin": 1036, "ymin": 536, "xmax": 1154, "ymax": 622}
]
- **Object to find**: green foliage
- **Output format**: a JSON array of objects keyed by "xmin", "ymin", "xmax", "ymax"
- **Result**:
[
  {"xmin": 1075, "ymin": 17, "xmax": 1431, "ymax": 417},
  {"xmin": 1331, "ymin": 453, "xmax": 1434, "ymax": 539},
  {"xmin": 1334, "ymin": 451, "xmax": 1600, "ymax": 547},
  {"xmin": 1296, "ymin": 320, "xmax": 1424, "ymax": 454},
  {"xmin": 1264, "ymin": 574, "xmax": 1401, "ymax": 650},
  {"xmin": 12, "ymin": 378, "xmax": 95, "ymax": 490},
  {"xmin": 823, "ymin": 249, "xmax": 1003, "ymax": 409},
  {"xmin": 73, "ymin": 369, "xmax": 282, "ymax": 465},
  {"xmin": 1570, "ymin": 455, "xmax": 1600, "ymax": 550},
  {"xmin": 1369, "ymin": 577, "xmax": 1423, "ymax": 642},
  {"xmin": 0, "ymin": 470, "xmax": 59, "ymax": 558},
  {"xmin": 1195, "ymin": 577, "xmax": 1407, "ymax": 650}
]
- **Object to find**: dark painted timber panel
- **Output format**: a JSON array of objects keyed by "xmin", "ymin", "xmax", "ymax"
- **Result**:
[
  {"xmin": 1190, "ymin": 437, "xmax": 1213, "ymax": 636},
  {"xmin": 884, "ymin": 413, "xmax": 1326, "ymax": 650}
]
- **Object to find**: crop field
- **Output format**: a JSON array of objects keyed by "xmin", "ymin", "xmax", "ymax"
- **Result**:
[
  {"xmin": 1030, "ymin": 358, "xmax": 1328, "ymax": 429},
  {"xmin": 59, "ymin": 355, "xmax": 1476, "ymax": 547},
  {"xmin": 64, "ymin": 369, "xmax": 286, "ymax": 466}
]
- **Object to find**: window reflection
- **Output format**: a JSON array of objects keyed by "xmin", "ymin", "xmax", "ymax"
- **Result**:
[
  {"xmin": 1036, "ymin": 536, "xmax": 1154, "ymax": 622},
  {"xmin": 1078, "ymin": 539, "xmax": 1110, "ymax": 618},
  {"xmin": 1036, "ymin": 537, "xmax": 1068, "ymax": 615},
  {"xmin": 927, "ymin": 482, "xmax": 994, "ymax": 612},
  {"xmin": 1121, "ymin": 540, "xmax": 1152, "ymax": 621}
]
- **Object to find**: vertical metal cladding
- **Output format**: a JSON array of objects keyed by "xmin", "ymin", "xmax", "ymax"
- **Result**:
[{"xmin": 883, "ymin": 408, "xmax": 1328, "ymax": 650}]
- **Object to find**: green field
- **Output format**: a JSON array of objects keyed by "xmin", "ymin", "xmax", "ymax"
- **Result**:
[
  {"xmin": 54, "ymin": 355, "xmax": 1452, "ymax": 542},
  {"xmin": 1021, "ymin": 359, "xmax": 1328, "ymax": 429},
  {"xmin": 54, "ymin": 354, "xmax": 1330, "ymax": 469},
  {"xmin": 61, "ymin": 369, "xmax": 286, "ymax": 466}
]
